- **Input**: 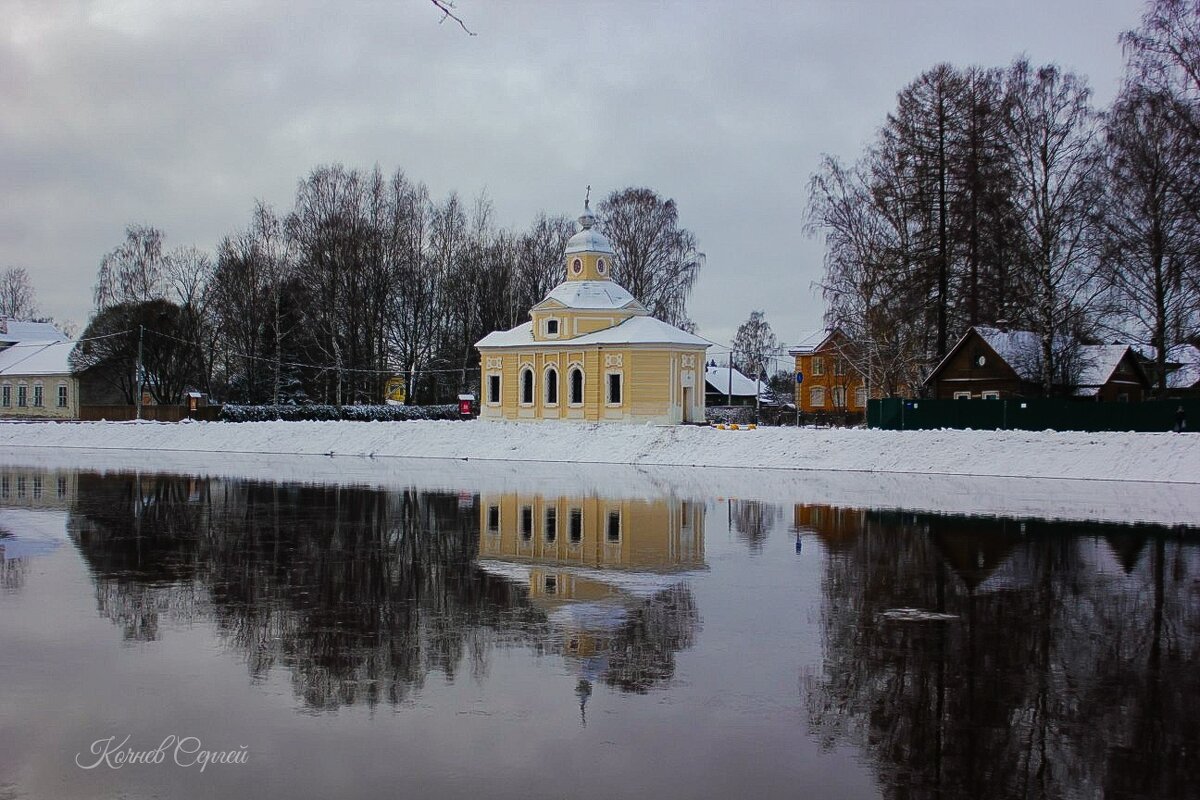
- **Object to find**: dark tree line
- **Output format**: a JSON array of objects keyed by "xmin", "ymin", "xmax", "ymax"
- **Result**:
[
  {"xmin": 72, "ymin": 170, "xmax": 701, "ymax": 406},
  {"xmin": 808, "ymin": 0, "xmax": 1200, "ymax": 397}
]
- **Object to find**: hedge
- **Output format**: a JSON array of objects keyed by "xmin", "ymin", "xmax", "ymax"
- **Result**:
[{"xmin": 219, "ymin": 404, "xmax": 460, "ymax": 422}]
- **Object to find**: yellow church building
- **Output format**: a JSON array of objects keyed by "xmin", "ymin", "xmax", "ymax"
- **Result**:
[{"xmin": 475, "ymin": 200, "xmax": 709, "ymax": 423}]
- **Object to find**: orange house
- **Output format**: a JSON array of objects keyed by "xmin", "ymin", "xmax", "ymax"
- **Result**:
[{"xmin": 788, "ymin": 329, "xmax": 869, "ymax": 414}]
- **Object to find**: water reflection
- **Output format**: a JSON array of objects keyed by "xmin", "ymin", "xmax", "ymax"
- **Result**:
[
  {"xmin": 478, "ymin": 492, "xmax": 704, "ymax": 699},
  {"xmin": 59, "ymin": 472, "xmax": 706, "ymax": 711},
  {"xmin": 801, "ymin": 505, "xmax": 1200, "ymax": 800}
]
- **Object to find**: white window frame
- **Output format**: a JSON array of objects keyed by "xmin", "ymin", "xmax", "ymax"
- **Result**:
[
  {"xmin": 57, "ymin": 383, "xmax": 69, "ymax": 408},
  {"xmin": 486, "ymin": 504, "xmax": 501, "ymax": 535},
  {"xmin": 605, "ymin": 371, "xmax": 623, "ymax": 407},
  {"xmin": 544, "ymin": 318, "xmax": 560, "ymax": 338},
  {"xmin": 519, "ymin": 367, "xmax": 535, "ymax": 406},
  {"xmin": 568, "ymin": 507, "xmax": 583, "ymax": 544},
  {"xmin": 953, "ymin": 391, "xmax": 972, "ymax": 400},
  {"xmin": 809, "ymin": 386, "xmax": 825, "ymax": 407},
  {"xmin": 1, "ymin": 384, "xmax": 9, "ymax": 407},
  {"xmin": 831, "ymin": 387, "xmax": 846, "ymax": 408},
  {"xmin": 16, "ymin": 384, "xmax": 27, "ymax": 408},
  {"xmin": 981, "ymin": 390, "xmax": 1000, "ymax": 400},
  {"xmin": 543, "ymin": 365, "xmax": 559, "ymax": 407},
  {"xmin": 568, "ymin": 365, "xmax": 585, "ymax": 406},
  {"xmin": 32, "ymin": 382, "xmax": 43, "ymax": 408},
  {"xmin": 811, "ymin": 356, "xmax": 825, "ymax": 377},
  {"xmin": 486, "ymin": 373, "xmax": 501, "ymax": 406},
  {"xmin": 854, "ymin": 386, "xmax": 867, "ymax": 408}
]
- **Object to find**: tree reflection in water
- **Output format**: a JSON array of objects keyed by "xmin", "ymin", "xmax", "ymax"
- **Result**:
[
  {"xmin": 67, "ymin": 472, "xmax": 699, "ymax": 710},
  {"xmin": 801, "ymin": 508, "xmax": 1200, "ymax": 800}
]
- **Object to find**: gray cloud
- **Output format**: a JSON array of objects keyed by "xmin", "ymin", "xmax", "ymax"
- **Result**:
[{"xmin": 2, "ymin": 0, "xmax": 1136, "ymax": 349}]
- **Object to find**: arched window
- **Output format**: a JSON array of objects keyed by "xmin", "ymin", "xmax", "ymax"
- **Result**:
[
  {"xmin": 520, "ymin": 368, "xmax": 534, "ymax": 405},
  {"xmin": 568, "ymin": 367, "xmax": 584, "ymax": 406},
  {"xmin": 571, "ymin": 258, "xmax": 583, "ymax": 276},
  {"xmin": 544, "ymin": 366, "xmax": 559, "ymax": 406}
]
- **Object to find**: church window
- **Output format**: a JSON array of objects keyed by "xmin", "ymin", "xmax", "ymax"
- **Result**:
[
  {"xmin": 544, "ymin": 366, "xmax": 559, "ymax": 406},
  {"xmin": 569, "ymin": 367, "xmax": 584, "ymax": 405},
  {"xmin": 606, "ymin": 372, "xmax": 623, "ymax": 405},
  {"xmin": 606, "ymin": 510, "xmax": 621, "ymax": 543},
  {"xmin": 520, "ymin": 368, "xmax": 534, "ymax": 405},
  {"xmin": 487, "ymin": 374, "xmax": 501, "ymax": 405},
  {"xmin": 520, "ymin": 505, "xmax": 533, "ymax": 540},
  {"xmin": 545, "ymin": 318, "xmax": 559, "ymax": 336},
  {"xmin": 571, "ymin": 258, "xmax": 583, "ymax": 276},
  {"xmin": 569, "ymin": 508, "xmax": 583, "ymax": 543},
  {"xmin": 596, "ymin": 258, "xmax": 607, "ymax": 275},
  {"xmin": 545, "ymin": 507, "xmax": 557, "ymax": 542}
]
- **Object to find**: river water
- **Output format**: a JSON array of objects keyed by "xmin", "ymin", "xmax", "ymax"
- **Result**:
[{"xmin": 0, "ymin": 463, "xmax": 1196, "ymax": 799}]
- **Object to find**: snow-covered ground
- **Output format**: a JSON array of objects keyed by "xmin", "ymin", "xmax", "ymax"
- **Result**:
[{"xmin": 0, "ymin": 420, "xmax": 1197, "ymax": 526}]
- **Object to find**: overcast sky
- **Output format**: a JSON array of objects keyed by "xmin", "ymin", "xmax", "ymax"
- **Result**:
[{"xmin": 3, "ymin": 0, "xmax": 1142, "ymax": 349}]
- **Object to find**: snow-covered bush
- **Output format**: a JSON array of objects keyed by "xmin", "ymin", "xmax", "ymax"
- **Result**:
[{"xmin": 219, "ymin": 404, "xmax": 460, "ymax": 422}]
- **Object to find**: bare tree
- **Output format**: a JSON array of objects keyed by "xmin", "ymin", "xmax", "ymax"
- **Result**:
[
  {"xmin": 731, "ymin": 310, "xmax": 777, "ymax": 380},
  {"xmin": 1100, "ymin": 87, "xmax": 1200, "ymax": 393},
  {"xmin": 599, "ymin": 187, "xmax": 702, "ymax": 329},
  {"xmin": 0, "ymin": 267, "xmax": 37, "ymax": 319},
  {"xmin": 1004, "ymin": 59, "xmax": 1104, "ymax": 394},
  {"xmin": 94, "ymin": 225, "xmax": 168, "ymax": 310}
]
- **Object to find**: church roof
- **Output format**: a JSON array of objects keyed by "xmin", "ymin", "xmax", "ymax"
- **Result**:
[
  {"xmin": 535, "ymin": 280, "xmax": 646, "ymax": 312},
  {"xmin": 476, "ymin": 315, "xmax": 709, "ymax": 349},
  {"xmin": 564, "ymin": 203, "xmax": 614, "ymax": 255}
]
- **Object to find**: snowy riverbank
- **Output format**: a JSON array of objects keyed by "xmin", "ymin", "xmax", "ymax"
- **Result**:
[
  {"xmin": 1, "ymin": 421, "xmax": 1198, "ymax": 526},
  {"xmin": 0, "ymin": 418, "xmax": 1197, "ymax": 482}
]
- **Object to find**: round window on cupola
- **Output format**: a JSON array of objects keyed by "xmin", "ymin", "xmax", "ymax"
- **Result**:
[
  {"xmin": 572, "ymin": 258, "xmax": 583, "ymax": 276},
  {"xmin": 596, "ymin": 258, "xmax": 607, "ymax": 275}
]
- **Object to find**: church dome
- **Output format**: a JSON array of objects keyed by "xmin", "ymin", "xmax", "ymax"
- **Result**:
[{"xmin": 565, "ymin": 202, "xmax": 614, "ymax": 255}]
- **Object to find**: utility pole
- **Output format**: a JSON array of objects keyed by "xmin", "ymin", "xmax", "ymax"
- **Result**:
[
  {"xmin": 135, "ymin": 324, "xmax": 144, "ymax": 421},
  {"xmin": 726, "ymin": 352, "xmax": 732, "ymax": 407}
]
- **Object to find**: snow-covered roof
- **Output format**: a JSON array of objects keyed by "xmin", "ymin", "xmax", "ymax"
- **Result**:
[
  {"xmin": 564, "ymin": 205, "xmax": 614, "ymax": 255},
  {"xmin": 1074, "ymin": 345, "xmax": 1134, "ymax": 395},
  {"xmin": 787, "ymin": 329, "xmax": 833, "ymax": 355},
  {"xmin": 0, "ymin": 339, "xmax": 74, "ymax": 377},
  {"xmin": 704, "ymin": 364, "xmax": 761, "ymax": 397},
  {"xmin": 975, "ymin": 326, "xmax": 1042, "ymax": 381},
  {"xmin": 0, "ymin": 321, "xmax": 69, "ymax": 344},
  {"xmin": 1167, "ymin": 344, "xmax": 1200, "ymax": 388},
  {"xmin": 536, "ymin": 280, "xmax": 645, "ymax": 312},
  {"xmin": 477, "ymin": 315, "xmax": 709, "ymax": 349}
]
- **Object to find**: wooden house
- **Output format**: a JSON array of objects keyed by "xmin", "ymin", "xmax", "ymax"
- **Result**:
[
  {"xmin": 476, "ymin": 200, "xmax": 709, "ymax": 423},
  {"xmin": 788, "ymin": 328, "xmax": 869, "ymax": 414},
  {"xmin": 926, "ymin": 326, "xmax": 1150, "ymax": 400}
]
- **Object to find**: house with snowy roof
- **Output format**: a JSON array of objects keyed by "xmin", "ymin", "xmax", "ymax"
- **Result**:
[
  {"xmin": 704, "ymin": 361, "xmax": 766, "ymax": 406},
  {"xmin": 787, "ymin": 328, "xmax": 870, "ymax": 414},
  {"xmin": 925, "ymin": 325, "xmax": 1149, "ymax": 401},
  {"xmin": 0, "ymin": 319, "xmax": 79, "ymax": 419},
  {"xmin": 1165, "ymin": 344, "xmax": 1200, "ymax": 395},
  {"xmin": 475, "ymin": 200, "xmax": 708, "ymax": 423}
]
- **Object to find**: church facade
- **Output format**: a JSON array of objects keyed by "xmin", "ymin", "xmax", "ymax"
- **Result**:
[{"xmin": 475, "ymin": 201, "xmax": 708, "ymax": 423}]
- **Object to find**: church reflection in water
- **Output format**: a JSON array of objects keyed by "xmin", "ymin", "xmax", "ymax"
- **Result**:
[
  {"xmin": 477, "ymin": 492, "xmax": 705, "ymax": 711},
  {"xmin": 54, "ymin": 471, "xmax": 705, "ymax": 712}
]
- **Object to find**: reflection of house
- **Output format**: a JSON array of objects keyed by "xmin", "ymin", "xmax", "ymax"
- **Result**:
[
  {"xmin": 788, "ymin": 329, "xmax": 869, "ymax": 414},
  {"xmin": 475, "ymin": 201, "xmax": 709, "ymax": 423},
  {"xmin": 0, "ymin": 468, "xmax": 78, "ymax": 510},
  {"xmin": 0, "ymin": 320, "xmax": 79, "ymax": 419},
  {"xmin": 925, "ymin": 326, "xmax": 1150, "ymax": 401},
  {"xmin": 792, "ymin": 504, "xmax": 867, "ymax": 552}
]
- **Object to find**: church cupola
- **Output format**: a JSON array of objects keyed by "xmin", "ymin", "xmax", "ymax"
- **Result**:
[{"xmin": 564, "ymin": 190, "xmax": 615, "ymax": 282}]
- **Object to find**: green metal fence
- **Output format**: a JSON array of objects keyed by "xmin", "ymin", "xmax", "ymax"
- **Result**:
[{"xmin": 868, "ymin": 397, "xmax": 1200, "ymax": 432}]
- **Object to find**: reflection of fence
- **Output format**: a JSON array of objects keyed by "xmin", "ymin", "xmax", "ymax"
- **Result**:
[
  {"xmin": 869, "ymin": 398, "xmax": 1199, "ymax": 432},
  {"xmin": 79, "ymin": 405, "xmax": 222, "ymax": 422}
]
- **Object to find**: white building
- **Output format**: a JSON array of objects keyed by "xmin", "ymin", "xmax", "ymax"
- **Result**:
[{"xmin": 0, "ymin": 320, "xmax": 78, "ymax": 420}]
